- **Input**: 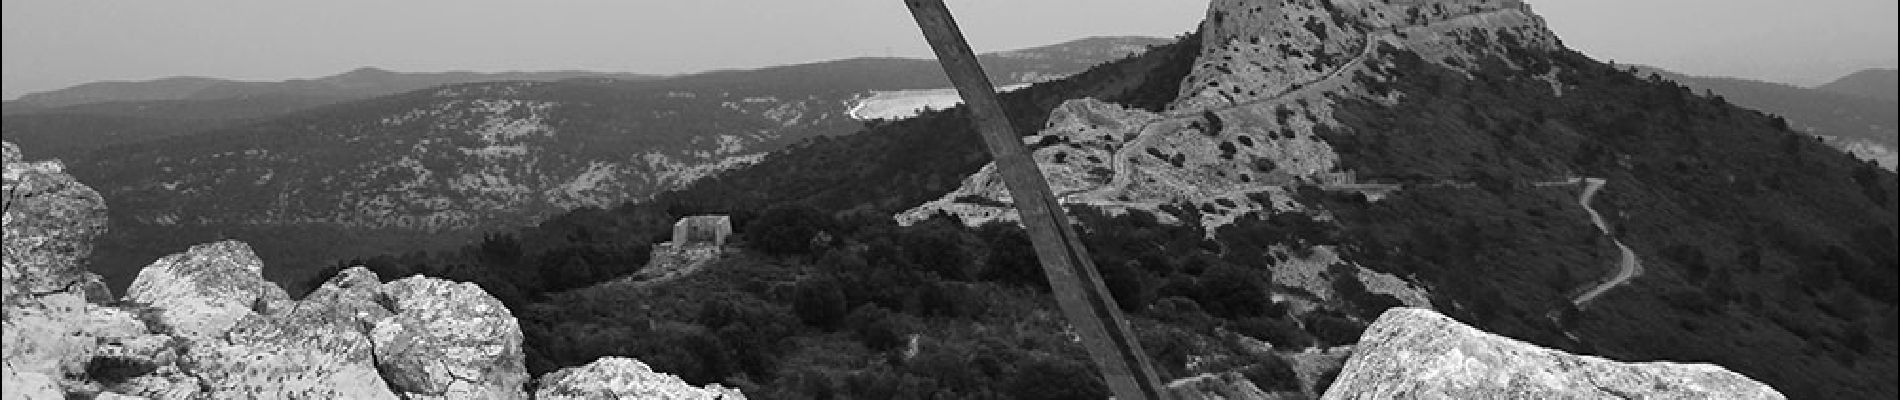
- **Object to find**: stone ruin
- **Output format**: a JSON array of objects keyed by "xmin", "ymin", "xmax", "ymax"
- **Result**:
[{"xmin": 670, "ymin": 215, "xmax": 731, "ymax": 249}]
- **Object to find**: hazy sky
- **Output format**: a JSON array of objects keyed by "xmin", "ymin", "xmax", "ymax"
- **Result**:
[{"xmin": 4, "ymin": 0, "xmax": 1896, "ymax": 99}]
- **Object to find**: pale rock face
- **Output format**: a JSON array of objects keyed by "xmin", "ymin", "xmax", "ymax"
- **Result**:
[
  {"xmin": 123, "ymin": 240, "xmax": 290, "ymax": 338},
  {"xmin": 2, "ymin": 360, "xmax": 62, "ymax": 400},
  {"xmin": 535, "ymin": 357, "xmax": 746, "ymax": 400},
  {"xmin": 3, "ymin": 141, "xmax": 110, "ymax": 305},
  {"xmin": 1, "ymin": 292, "xmax": 148, "ymax": 392},
  {"xmin": 180, "ymin": 266, "xmax": 399, "ymax": 399},
  {"xmin": 1321, "ymin": 308, "xmax": 1785, "ymax": 399},
  {"xmin": 371, "ymin": 276, "xmax": 529, "ymax": 399}
]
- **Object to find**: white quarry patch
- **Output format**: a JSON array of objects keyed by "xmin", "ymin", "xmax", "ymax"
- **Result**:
[{"xmin": 847, "ymin": 84, "xmax": 1031, "ymax": 121}]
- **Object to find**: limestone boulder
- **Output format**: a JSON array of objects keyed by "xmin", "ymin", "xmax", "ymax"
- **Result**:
[
  {"xmin": 534, "ymin": 357, "xmax": 746, "ymax": 400},
  {"xmin": 2, "ymin": 141, "xmax": 109, "ymax": 306},
  {"xmin": 371, "ymin": 275, "xmax": 529, "ymax": 399},
  {"xmin": 1321, "ymin": 308, "xmax": 1784, "ymax": 399},
  {"xmin": 0, "ymin": 292, "xmax": 148, "ymax": 390},
  {"xmin": 179, "ymin": 267, "xmax": 398, "ymax": 399},
  {"xmin": 123, "ymin": 240, "xmax": 290, "ymax": 338},
  {"xmin": 2, "ymin": 360, "xmax": 62, "ymax": 400}
]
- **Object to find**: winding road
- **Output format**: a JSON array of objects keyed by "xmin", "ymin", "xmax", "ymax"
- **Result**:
[{"xmin": 1567, "ymin": 178, "xmax": 1641, "ymax": 308}]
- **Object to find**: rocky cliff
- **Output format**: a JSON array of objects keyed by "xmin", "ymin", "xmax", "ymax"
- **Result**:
[
  {"xmin": 1322, "ymin": 308, "xmax": 1783, "ymax": 399},
  {"xmin": 1, "ymin": 141, "xmax": 742, "ymax": 399}
]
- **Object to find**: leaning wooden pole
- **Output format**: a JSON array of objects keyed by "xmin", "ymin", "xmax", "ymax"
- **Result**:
[{"xmin": 902, "ymin": 1, "xmax": 1170, "ymax": 399}]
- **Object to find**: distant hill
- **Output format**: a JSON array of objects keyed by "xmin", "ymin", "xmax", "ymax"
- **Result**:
[
  {"xmin": 59, "ymin": 36, "xmax": 1168, "ymax": 291},
  {"xmin": 11, "ymin": 77, "xmax": 234, "ymax": 107},
  {"xmin": 9, "ymin": 68, "xmax": 663, "ymax": 108},
  {"xmin": 3, "ymin": 37, "xmax": 1169, "ymax": 163},
  {"xmin": 1629, "ymin": 65, "xmax": 1898, "ymax": 169},
  {"xmin": 1818, "ymin": 68, "xmax": 1899, "ymax": 101}
]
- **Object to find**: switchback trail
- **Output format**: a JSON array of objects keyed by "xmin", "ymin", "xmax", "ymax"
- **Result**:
[{"xmin": 1560, "ymin": 178, "xmax": 1642, "ymax": 308}]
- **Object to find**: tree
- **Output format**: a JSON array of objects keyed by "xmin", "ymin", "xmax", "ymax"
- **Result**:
[
  {"xmin": 794, "ymin": 277, "xmax": 849, "ymax": 329},
  {"xmin": 744, "ymin": 204, "xmax": 837, "ymax": 255}
]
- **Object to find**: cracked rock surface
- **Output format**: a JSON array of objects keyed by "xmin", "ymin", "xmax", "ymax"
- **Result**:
[
  {"xmin": 535, "ymin": 357, "xmax": 745, "ymax": 400},
  {"xmin": 371, "ymin": 275, "xmax": 529, "ymax": 399},
  {"xmin": 123, "ymin": 240, "xmax": 291, "ymax": 338},
  {"xmin": 1321, "ymin": 308, "xmax": 1784, "ymax": 399}
]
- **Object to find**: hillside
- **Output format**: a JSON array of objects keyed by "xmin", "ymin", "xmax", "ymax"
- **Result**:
[
  {"xmin": 1629, "ymin": 66, "xmax": 1897, "ymax": 169},
  {"xmin": 8, "ymin": 68, "xmax": 663, "ymax": 108},
  {"xmin": 321, "ymin": 0, "xmax": 1896, "ymax": 398},
  {"xmin": 55, "ymin": 37, "xmax": 1165, "ymax": 292},
  {"xmin": 1818, "ymin": 68, "xmax": 1899, "ymax": 101}
]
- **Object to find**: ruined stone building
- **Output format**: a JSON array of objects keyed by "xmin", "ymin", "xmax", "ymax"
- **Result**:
[{"xmin": 671, "ymin": 215, "xmax": 732, "ymax": 249}]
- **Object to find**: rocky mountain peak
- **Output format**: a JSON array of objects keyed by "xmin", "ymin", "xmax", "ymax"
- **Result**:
[
  {"xmin": 1179, "ymin": 0, "xmax": 1555, "ymax": 110},
  {"xmin": 902, "ymin": 0, "xmax": 1564, "ymax": 231}
]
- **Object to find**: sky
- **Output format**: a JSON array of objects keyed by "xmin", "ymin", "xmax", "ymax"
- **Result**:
[{"xmin": 3, "ymin": 0, "xmax": 1896, "ymax": 99}]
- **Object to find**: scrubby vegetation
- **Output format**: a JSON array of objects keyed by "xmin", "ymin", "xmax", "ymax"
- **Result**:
[{"xmin": 312, "ymin": 22, "xmax": 1897, "ymax": 400}]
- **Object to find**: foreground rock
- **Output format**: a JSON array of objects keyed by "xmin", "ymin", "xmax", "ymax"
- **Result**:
[
  {"xmin": 123, "ymin": 240, "xmax": 291, "ymax": 337},
  {"xmin": 372, "ymin": 276, "xmax": 530, "ymax": 399},
  {"xmin": 3, "ymin": 141, "xmax": 109, "ymax": 306},
  {"xmin": 1321, "ymin": 308, "xmax": 1784, "ymax": 399},
  {"xmin": 535, "ymin": 357, "xmax": 746, "ymax": 400}
]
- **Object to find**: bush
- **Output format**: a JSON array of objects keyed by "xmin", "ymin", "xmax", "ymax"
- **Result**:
[
  {"xmin": 745, "ymin": 204, "xmax": 836, "ymax": 255},
  {"xmin": 1238, "ymin": 353, "xmax": 1301, "ymax": 392},
  {"xmin": 1196, "ymin": 263, "xmax": 1273, "ymax": 319},
  {"xmin": 1232, "ymin": 316, "xmax": 1315, "ymax": 350},
  {"xmin": 845, "ymin": 304, "xmax": 912, "ymax": 351},
  {"xmin": 1304, "ymin": 311, "xmax": 1367, "ymax": 347},
  {"xmin": 1004, "ymin": 357, "xmax": 1111, "ymax": 400},
  {"xmin": 793, "ymin": 277, "xmax": 849, "ymax": 329}
]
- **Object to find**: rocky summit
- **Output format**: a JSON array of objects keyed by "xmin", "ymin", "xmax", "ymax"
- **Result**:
[
  {"xmin": 1322, "ymin": 308, "xmax": 1784, "ymax": 399},
  {"xmin": 0, "ymin": 141, "xmax": 742, "ymax": 399}
]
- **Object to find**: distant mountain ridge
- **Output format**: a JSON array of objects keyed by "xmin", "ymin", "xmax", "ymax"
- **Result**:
[
  {"xmin": 56, "ymin": 35, "xmax": 1169, "ymax": 290},
  {"xmin": 2, "ymin": 36, "xmax": 1169, "ymax": 163},
  {"xmin": 1626, "ymin": 65, "xmax": 1898, "ymax": 169},
  {"xmin": 9, "ymin": 68, "xmax": 663, "ymax": 108},
  {"xmin": 1817, "ymin": 68, "xmax": 1899, "ymax": 101}
]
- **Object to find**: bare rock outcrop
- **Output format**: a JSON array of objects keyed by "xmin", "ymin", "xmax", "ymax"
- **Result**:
[
  {"xmin": 180, "ymin": 266, "xmax": 400, "ymax": 399},
  {"xmin": 371, "ymin": 275, "xmax": 529, "ymax": 399},
  {"xmin": 2, "ymin": 141, "xmax": 137, "ymax": 395},
  {"xmin": 534, "ymin": 357, "xmax": 746, "ymax": 400},
  {"xmin": 1321, "ymin": 308, "xmax": 1784, "ymax": 399},
  {"xmin": 123, "ymin": 240, "xmax": 290, "ymax": 338},
  {"xmin": 3, "ymin": 141, "xmax": 110, "ymax": 305}
]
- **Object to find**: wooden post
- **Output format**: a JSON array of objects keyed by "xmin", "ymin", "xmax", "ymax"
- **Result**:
[{"xmin": 901, "ymin": 1, "xmax": 1170, "ymax": 399}]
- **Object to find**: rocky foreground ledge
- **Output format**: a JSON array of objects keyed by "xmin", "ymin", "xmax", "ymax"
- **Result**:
[
  {"xmin": 1, "ymin": 141, "xmax": 741, "ymax": 399},
  {"xmin": 1321, "ymin": 308, "xmax": 1784, "ymax": 399}
]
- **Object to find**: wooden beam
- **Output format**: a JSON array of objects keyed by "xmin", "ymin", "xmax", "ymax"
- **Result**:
[{"xmin": 901, "ymin": 1, "xmax": 1170, "ymax": 399}]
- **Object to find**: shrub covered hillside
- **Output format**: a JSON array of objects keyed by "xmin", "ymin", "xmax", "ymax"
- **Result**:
[{"xmin": 324, "ymin": 2, "xmax": 1895, "ymax": 399}]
